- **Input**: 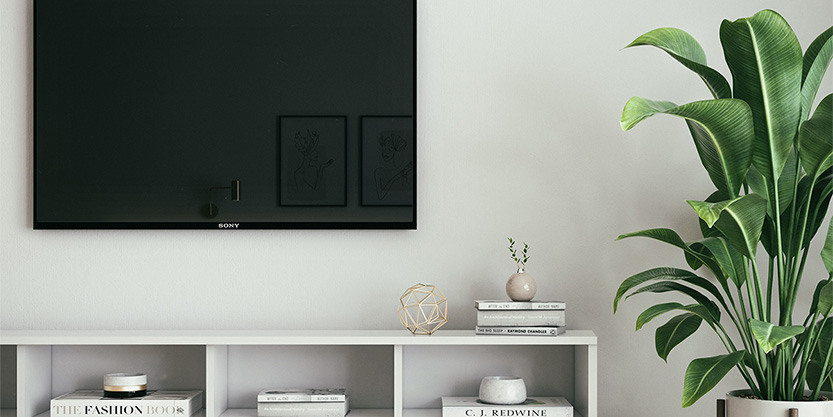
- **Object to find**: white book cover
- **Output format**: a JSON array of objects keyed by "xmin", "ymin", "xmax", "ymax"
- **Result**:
[
  {"xmin": 474, "ymin": 300, "xmax": 566, "ymax": 311},
  {"xmin": 476, "ymin": 310, "xmax": 566, "ymax": 327},
  {"xmin": 257, "ymin": 397, "xmax": 349, "ymax": 417},
  {"xmin": 51, "ymin": 390, "xmax": 203, "ymax": 417},
  {"xmin": 257, "ymin": 388, "xmax": 346, "ymax": 402},
  {"xmin": 442, "ymin": 397, "xmax": 572, "ymax": 417},
  {"xmin": 475, "ymin": 326, "xmax": 566, "ymax": 336}
]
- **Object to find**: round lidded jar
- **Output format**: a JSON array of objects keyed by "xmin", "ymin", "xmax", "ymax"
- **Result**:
[
  {"xmin": 103, "ymin": 373, "xmax": 147, "ymax": 398},
  {"xmin": 479, "ymin": 376, "xmax": 527, "ymax": 405}
]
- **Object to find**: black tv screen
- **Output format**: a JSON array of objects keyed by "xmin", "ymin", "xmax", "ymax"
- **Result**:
[{"xmin": 34, "ymin": 0, "xmax": 416, "ymax": 229}]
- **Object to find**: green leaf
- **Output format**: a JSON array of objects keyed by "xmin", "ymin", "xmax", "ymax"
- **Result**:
[
  {"xmin": 626, "ymin": 281, "xmax": 720, "ymax": 322},
  {"xmin": 688, "ymin": 194, "xmax": 767, "ymax": 259},
  {"xmin": 780, "ymin": 149, "xmax": 799, "ymax": 214},
  {"xmin": 615, "ymin": 267, "xmax": 710, "ymax": 313},
  {"xmin": 818, "ymin": 281, "xmax": 833, "ymax": 316},
  {"xmin": 747, "ymin": 150, "xmax": 798, "ymax": 218},
  {"xmin": 684, "ymin": 248, "xmax": 705, "ymax": 271},
  {"xmin": 759, "ymin": 214, "xmax": 778, "ymax": 257},
  {"xmin": 622, "ymin": 97, "xmax": 754, "ymax": 197},
  {"xmin": 693, "ymin": 192, "xmax": 733, "ymax": 244},
  {"xmin": 682, "ymin": 351, "xmax": 745, "ymax": 407},
  {"xmin": 617, "ymin": 228, "xmax": 688, "ymax": 248},
  {"xmin": 656, "ymin": 313, "xmax": 702, "ymax": 362},
  {"xmin": 617, "ymin": 228, "xmax": 731, "ymax": 287},
  {"xmin": 712, "ymin": 195, "xmax": 767, "ymax": 260},
  {"xmin": 741, "ymin": 350, "xmax": 759, "ymax": 371},
  {"xmin": 776, "ymin": 150, "xmax": 800, "ymax": 214},
  {"xmin": 621, "ymin": 97, "xmax": 677, "ymax": 131},
  {"xmin": 688, "ymin": 199, "xmax": 735, "ymax": 228},
  {"xmin": 636, "ymin": 302, "xmax": 685, "ymax": 331},
  {"xmin": 690, "ymin": 237, "xmax": 746, "ymax": 288},
  {"xmin": 625, "ymin": 27, "xmax": 731, "ymax": 99},
  {"xmin": 770, "ymin": 173, "xmax": 832, "ymax": 255},
  {"xmin": 636, "ymin": 302, "xmax": 715, "ymax": 331},
  {"xmin": 807, "ymin": 360, "xmax": 833, "ymax": 392},
  {"xmin": 801, "ymin": 26, "xmax": 833, "ymax": 121},
  {"xmin": 809, "ymin": 320, "xmax": 832, "ymax": 392},
  {"xmin": 798, "ymin": 172, "xmax": 833, "ymax": 250},
  {"xmin": 824, "ymin": 217, "xmax": 833, "ymax": 274},
  {"xmin": 749, "ymin": 319, "xmax": 805, "ymax": 353},
  {"xmin": 811, "ymin": 280, "xmax": 830, "ymax": 318},
  {"xmin": 720, "ymin": 9, "xmax": 803, "ymax": 182},
  {"xmin": 813, "ymin": 320, "xmax": 832, "ymax": 363},
  {"xmin": 798, "ymin": 94, "xmax": 833, "ymax": 180}
]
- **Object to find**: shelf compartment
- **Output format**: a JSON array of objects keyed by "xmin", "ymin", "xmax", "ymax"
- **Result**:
[
  {"xmin": 402, "ymin": 345, "xmax": 574, "ymax": 409},
  {"xmin": 213, "ymin": 345, "xmax": 394, "ymax": 412},
  {"xmin": 1, "ymin": 345, "xmax": 15, "ymax": 409},
  {"xmin": 50, "ymin": 345, "xmax": 206, "ymax": 396},
  {"xmin": 16, "ymin": 344, "xmax": 205, "ymax": 417}
]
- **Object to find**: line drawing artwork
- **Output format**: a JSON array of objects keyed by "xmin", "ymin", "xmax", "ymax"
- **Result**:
[
  {"xmin": 293, "ymin": 129, "xmax": 334, "ymax": 193},
  {"xmin": 374, "ymin": 132, "xmax": 412, "ymax": 201},
  {"xmin": 361, "ymin": 116, "xmax": 414, "ymax": 206},
  {"xmin": 279, "ymin": 116, "xmax": 346, "ymax": 206}
]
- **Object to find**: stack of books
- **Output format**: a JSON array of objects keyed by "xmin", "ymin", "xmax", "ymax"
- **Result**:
[
  {"xmin": 257, "ymin": 389, "xmax": 350, "ymax": 417},
  {"xmin": 442, "ymin": 397, "xmax": 573, "ymax": 417},
  {"xmin": 474, "ymin": 300, "xmax": 566, "ymax": 336},
  {"xmin": 50, "ymin": 390, "xmax": 203, "ymax": 417}
]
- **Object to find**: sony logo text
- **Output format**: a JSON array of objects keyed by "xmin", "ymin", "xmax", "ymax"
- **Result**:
[{"xmin": 218, "ymin": 223, "xmax": 240, "ymax": 229}]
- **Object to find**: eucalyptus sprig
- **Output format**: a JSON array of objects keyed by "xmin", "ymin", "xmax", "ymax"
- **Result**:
[{"xmin": 507, "ymin": 238, "xmax": 530, "ymax": 270}]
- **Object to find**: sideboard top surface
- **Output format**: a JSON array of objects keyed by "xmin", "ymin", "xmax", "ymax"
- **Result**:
[{"xmin": 0, "ymin": 329, "xmax": 596, "ymax": 346}]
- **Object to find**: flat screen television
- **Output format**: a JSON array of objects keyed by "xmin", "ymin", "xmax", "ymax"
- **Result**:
[{"xmin": 34, "ymin": 0, "xmax": 416, "ymax": 229}]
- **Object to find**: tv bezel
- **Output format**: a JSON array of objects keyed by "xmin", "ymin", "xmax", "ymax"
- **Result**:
[{"xmin": 32, "ymin": 0, "xmax": 418, "ymax": 230}]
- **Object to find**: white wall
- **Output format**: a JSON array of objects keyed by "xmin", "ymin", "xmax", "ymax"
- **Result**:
[{"xmin": 2, "ymin": 0, "xmax": 831, "ymax": 416}]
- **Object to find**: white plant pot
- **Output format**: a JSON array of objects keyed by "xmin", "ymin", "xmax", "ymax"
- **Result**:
[{"xmin": 725, "ymin": 389, "xmax": 833, "ymax": 417}]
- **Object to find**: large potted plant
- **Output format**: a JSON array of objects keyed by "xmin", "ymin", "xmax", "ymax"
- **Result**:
[{"xmin": 614, "ymin": 9, "xmax": 833, "ymax": 415}]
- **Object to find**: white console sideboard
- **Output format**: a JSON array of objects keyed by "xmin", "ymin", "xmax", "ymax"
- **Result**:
[{"xmin": 0, "ymin": 330, "xmax": 597, "ymax": 417}]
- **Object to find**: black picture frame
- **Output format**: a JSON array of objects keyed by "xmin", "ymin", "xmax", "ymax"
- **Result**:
[
  {"xmin": 278, "ymin": 116, "xmax": 347, "ymax": 207},
  {"xmin": 361, "ymin": 116, "xmax": 415, "ymax": 206}
]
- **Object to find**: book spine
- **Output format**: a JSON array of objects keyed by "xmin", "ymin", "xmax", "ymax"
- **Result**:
[
  {"xmin": 475, "ymin": 302, "xmax": 566, "ymax": 310},
  {"xmin": 257, "ymin": 410, "xmax": 344, "ymax": 417},
  {"xmin": 257, "ymin": 401, "xmax": 348, "ymax": 417},
  {"xmin": 475, "ymin": 326, "xmax": 565, "ymax": 336},
  {"xmin": 476, "ymin": 310, "xmax": 566, "ymax": 326},
  {"xmin": 51, "ymin": 401, "xmax": 197, "ymax": 417},
  {"xmin": 258, "ymin": 395, "xmax": 346, "ymax": 402},
  {"xmin": 442, "ymin": 406, "xmax": 573, "ymax": 417}
]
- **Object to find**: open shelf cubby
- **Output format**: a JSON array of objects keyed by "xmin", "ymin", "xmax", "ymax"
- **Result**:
[
  {"xmin": 0, "ymin": 330, "xmax": 597, "ymax": 417},
  {"xmin": 1, "ymin": 344, "xmax": 16, "ymax": 417}
]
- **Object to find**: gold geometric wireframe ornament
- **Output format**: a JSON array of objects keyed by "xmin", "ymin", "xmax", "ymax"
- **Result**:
[{"xmin": 397, "ymin": 283, "xmax": 448, "ymax": 335}]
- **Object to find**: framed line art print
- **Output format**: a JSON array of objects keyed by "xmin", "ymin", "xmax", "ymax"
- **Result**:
[
  {"xmin": 361, "ymin": 116, "xmax": 414, "ymax": 206},
  {"xmin": 278, "ymin": 116, "xmax": 347, "ymax": 206}
]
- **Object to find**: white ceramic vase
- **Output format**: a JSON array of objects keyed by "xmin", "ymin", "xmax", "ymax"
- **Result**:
[
  {"xmin": 479, "ymin": 376, "xmax": 527, "ymax": 405},
  {"xmin": 725, "ymin": 390, "xmax": 833, "ymax": 417},
  {"xmin": 506, "ymin": 269, "xmax": 536, "ymax": 302}
]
